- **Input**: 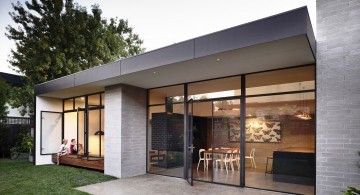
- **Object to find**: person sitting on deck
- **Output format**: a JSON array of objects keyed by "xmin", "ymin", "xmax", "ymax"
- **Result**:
[
  {"xmin": 70, "ymin": 139, "xmax": 83, "ymax": 155},
  {"xmin": 56, "ymin": 139, "xmax": 69, "ymax": 165}
]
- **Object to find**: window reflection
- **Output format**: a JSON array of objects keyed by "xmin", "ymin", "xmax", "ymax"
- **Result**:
[
  {"xmin": 245, "ymin": 93, "xmax": 315, "ymax": 195},
  {"xmin": 148, "ymin": 85, "xmax": 185, "ymax": 178},
  {"xmin": 188, "ymin": 76, "xmax": 241, "ymax": 100},
  {"xmin": 75, "ymin": 97, "xmax": 85, "ymax": 109},
  {"xmin": 246, "ymin": 66, "xmax": 315, "ymax": 95}
]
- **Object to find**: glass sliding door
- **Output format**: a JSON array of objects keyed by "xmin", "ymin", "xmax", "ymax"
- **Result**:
[
  {"xmin": 77, "ymin": 110, "xmax": 86, "ymax": 156},
  {"xmin": 212, "ymin": 99, "xmax": 241, "ymax": 185},
  {"xmin": 88, "ymin": 109, "xmax": 103, "ymax": 159},
  {"xmin": 187, "ymin": 76, "xmax": 242, "ymax": 186},
  {"xmin": 192, "ymin": 101, "xmax": 213, "ymax": 182},
  {"xmin": 147, "ymin": 85, "xmax": 184, "ymax": 177}
]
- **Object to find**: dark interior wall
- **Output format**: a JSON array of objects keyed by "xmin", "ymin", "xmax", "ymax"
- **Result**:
[
  {"xmin": 151, "ymin": 113, "xmax": 168, "ymax": 150},
  {"xmin": 151, "ymin": 113, "xmax": 184, "ymax": 152}
]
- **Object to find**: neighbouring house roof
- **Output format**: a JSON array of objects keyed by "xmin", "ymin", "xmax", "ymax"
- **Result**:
[
  {"xmin": 35, "ymin": 6, "xmax": 315, "ymax": 98},
  {"xmin": 0, "ymin": 72, "xmax": 25, "ymax": 87}
]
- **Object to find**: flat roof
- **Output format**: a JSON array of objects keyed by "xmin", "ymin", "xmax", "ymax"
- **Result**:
[{"xmin": 35, "ymin": 6, "xmax": 315, "ymax": 98}]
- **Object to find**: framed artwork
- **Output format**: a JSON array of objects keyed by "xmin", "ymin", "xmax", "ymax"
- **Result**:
[{"xmin": 229, "ymin": 121, "xmax": 281, "ymax": 143}]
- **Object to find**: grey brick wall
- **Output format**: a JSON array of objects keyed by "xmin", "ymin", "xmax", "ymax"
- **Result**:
[
  {"xmin": 120, "ymin": 84, "xmax": 147, "ymax": 177},
  {"xmin": 104, "ymin": 84, "xmax": 146, "ymax": 178},
  {"xmin": 317, "ymin": 0, "xmax": 360, "ymax": 194},
  {"xmin": 104, "ymin": 85, "xmax": 122, "ymax": 177}
]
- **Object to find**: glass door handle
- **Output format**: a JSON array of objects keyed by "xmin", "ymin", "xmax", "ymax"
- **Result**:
[{"xmin": 188, "ymin": 146, "xmax": 195, "ymax": 153}]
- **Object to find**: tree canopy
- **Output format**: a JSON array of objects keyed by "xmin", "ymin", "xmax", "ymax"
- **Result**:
[
  {"xmin": 0, "ymin": 79, "xmax": 9, "ymax": 120},
  {"xmin": 6, "ymin": 0, "xmax": 145, "ymax": 115}
]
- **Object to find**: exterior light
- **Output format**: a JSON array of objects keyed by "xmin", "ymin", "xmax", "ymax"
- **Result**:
[{"xmin": 217, "ymin": 58, "xmax": 221, "ymax": 61}]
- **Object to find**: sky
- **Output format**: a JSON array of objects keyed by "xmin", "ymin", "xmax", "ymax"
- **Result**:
[{"xmin": 0, "ymin": 0, "xmax": 316, "ymax": 75}]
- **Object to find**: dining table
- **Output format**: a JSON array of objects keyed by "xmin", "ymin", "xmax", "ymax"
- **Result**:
[{"xmin": 203, "ymin": 148, "xmax": 240, "ymax": 171}]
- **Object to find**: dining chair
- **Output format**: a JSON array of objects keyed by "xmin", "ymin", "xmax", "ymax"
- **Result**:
[
  {"xmin": 197, "ymin": 149, "xmax": 212, "ymax": 170},
  {"xmin": 232, "ymin": 149, "xmax": 240, "ymax": 170},
  {"xmin": 205, "ymin": 148, "xmax": 213, "ymax": 169},
  {"xmin": 215, "ymin": 150, "xmax": 234, "ymax": 174},
  {"xmin": 245, "ymin": 148, "xmax": 256, "ymax": 168}
]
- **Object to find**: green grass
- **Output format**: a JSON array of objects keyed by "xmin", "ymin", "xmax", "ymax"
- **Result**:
[{"xmin": 0, "ymin": 159, "xmax": 116, "ymax": 194}]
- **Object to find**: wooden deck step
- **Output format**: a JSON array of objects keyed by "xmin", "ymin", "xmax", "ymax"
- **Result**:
[{"xmin": 52, "ymin": 154, "xmax": 104, "ymax": 171}]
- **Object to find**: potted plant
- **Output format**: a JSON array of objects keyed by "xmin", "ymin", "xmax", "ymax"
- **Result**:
[
  {"xmin": 10, "ymin": 146, "xmax": 20, "ymax": 159},
  {"xmin": 10, "ymin": 130, "xmax": 33, "ymax": 161},
  {"xmin": 21, "ymin": 132, "xmax": 34, "ymax": 162},
  {"xmin": 343, "ymin": 151, "xmax": 360, "ymax": 195}
]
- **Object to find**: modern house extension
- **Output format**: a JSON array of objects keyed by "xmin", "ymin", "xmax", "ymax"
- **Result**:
[{"xmin": 34, "ymin": 5, "xmax": 360, "ymax": 195}]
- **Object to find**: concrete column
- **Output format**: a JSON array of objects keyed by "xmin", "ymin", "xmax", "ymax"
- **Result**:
[
  {"xmin": 104, "ymin": 84, "xmax": 147, "ymax": 178},
  {"xmin": 317, "ymin": 0, "xmax": 360, "ymax": 194}
]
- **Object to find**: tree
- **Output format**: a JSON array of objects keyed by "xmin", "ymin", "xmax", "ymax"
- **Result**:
[
  {"xmin": 6, "ymin": 0, "xmax": 145, "ymax": 115},
  {"xmin": 0, "ymin": 78, "xmax": 10, "ymax": 158},
  {"xmin": 0, "ymin": 78, "xmax": 9, "ymax": 120}
]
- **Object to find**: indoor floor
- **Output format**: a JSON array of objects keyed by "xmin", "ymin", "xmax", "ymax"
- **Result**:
[{"xmin": 194, "ymin": 163, "xmax": 314, "ymax": 195}]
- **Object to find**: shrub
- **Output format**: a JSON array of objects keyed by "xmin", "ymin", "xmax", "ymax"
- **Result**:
[{"xmin": 343, "ymin": 151, "xmax": 360, "ymax": 195}]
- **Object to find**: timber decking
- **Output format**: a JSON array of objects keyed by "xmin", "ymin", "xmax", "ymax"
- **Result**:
[{"xmin": 52, "ymin": 154, "xmax": 104, "ymax": 171}]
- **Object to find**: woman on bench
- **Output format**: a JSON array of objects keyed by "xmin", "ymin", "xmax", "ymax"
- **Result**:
[{"xmin": 70, "ymin": 139, "xmax": 83, "ymax": 155}]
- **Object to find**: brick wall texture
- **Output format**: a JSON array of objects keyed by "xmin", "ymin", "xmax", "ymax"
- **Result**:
[
  {"xmin": 151, "ymin": 112, "xmax": 184, "ymax": 151},
  {"xmin": 104, "ymin": 84, "xmax": 146, "ymax": 178},
  {"xmin": 317, "ymin": 0, "xmax": 360, "ymax": 194}
]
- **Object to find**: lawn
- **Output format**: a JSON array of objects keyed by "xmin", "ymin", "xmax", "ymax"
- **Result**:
[{"xmin": 0, "ymin": 159, "xmax": 116, "ymax": 194}]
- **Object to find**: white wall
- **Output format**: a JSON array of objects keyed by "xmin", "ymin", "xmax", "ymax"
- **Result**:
[{"xmin": 35, "ymin": 96, "xmax": 63, "ymax": 165}]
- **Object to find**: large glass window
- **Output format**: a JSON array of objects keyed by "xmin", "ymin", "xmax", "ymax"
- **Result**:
[
  {"xmin": 149, "ymin": 85, "xmax": 184, "ymax": 105},
  {"xmin": 75, "ymin": 96, "xmax": 85, "ymax": 109},
  {"xmin": 146, "ymin": 65, "xmax": 315, "ymax": 195},
  {"xmin": 88, "ymin": 94, "xmax": 100, "ymax": 106},
  {"xmin": 188, "ymin": 76, "xmax": 241, "ymax": 100},
  {"xmin": 64, "ymin": 111, "xmax": 77, "ymax": 152},
  {"xmin": 63, "ymin": 92, "xmax": 104, "ymax": 160},
  {"xmin": 245, "ymin": 66, "xmax": 315, "ymax": 195},
  {"xmin": 64, "ymin": 99, "xmax": 74, "ymax": 111},
  {"xmin": 147, "ymin": 85, "xmax": 184, "ymax": 177},
  {"xmin": 246, "ymin": 66, "xmax": 315, "ymax": 95}
]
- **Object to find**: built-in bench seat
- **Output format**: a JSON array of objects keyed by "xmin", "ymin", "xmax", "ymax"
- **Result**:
[{"xmin": 51, "ymin": 154, "xmax": 104, "ymax": 171}]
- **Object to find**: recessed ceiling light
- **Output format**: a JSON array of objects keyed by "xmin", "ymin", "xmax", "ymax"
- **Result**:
[{"xmin": 217, "ymin": 58, "xmax": 221, "ymax": 61}]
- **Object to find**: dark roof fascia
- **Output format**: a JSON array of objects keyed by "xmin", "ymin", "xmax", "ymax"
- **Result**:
[{"xmin": 35, "ymin": 6, "xmax": 315, "ymax": 96}]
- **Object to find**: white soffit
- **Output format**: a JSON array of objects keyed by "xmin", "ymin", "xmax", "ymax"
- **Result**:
[{"xmin": 40, "ymin": 35, "xmax": 314, "ymax": 98}]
